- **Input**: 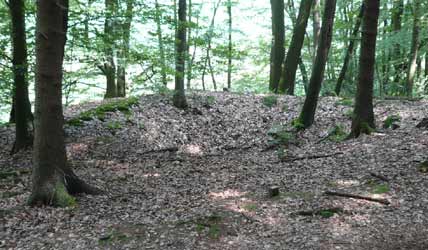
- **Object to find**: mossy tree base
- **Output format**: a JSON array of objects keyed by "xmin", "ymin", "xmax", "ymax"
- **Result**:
[
  {"xmin": 349, "ymin": 121, "xmax": 375, "ymax": 138},
  {"xmin": 28, "ymin": 180, "xmax": 76, "ymax": 207}
]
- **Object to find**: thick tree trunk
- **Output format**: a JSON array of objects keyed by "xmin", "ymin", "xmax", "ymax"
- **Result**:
[
  {"xmin": 269, "ymin": 0, "xmax": 285, "ymax": 92},
  {"xmin": 9, "ymin": 0, "xmax": 33, "ymax": 154},
  {"xmin": 103, "ymin": 0, "xmax": 117, "ymax": 99},
  {"xmin": 278, "ymin": 0, "xmax": 313, "ymax": 95},
  {"xmin": 227, "ymin": 0, "xmax": 232, "ymax": 90},
  {"xmin": 116, "ymin": 0, "xmax": 134, "ymax": 97},
  {"xmin": 350, "ymin": 0, "xmax": 379, "ymax": 138},
  {"xmin": 335, "ymin": 3, "xmax": 364, "ymax": 96},
  {"xmin": 29, "ymin": 0, "xmax": 101, "ymax": 207},
  {"xmin": 173, "ymin": 0, "xmax": 188, "ymax": 109},
  {"xmin": 155, "ymin": 0, "xmax": 168, "ymax": 87},
  {"xmin": 406, "ymin": 0, "xmax": 421, "ymax": 97},
  {"xmin": 299, "ymin": 0, "xmax": 336, "ymax": 128}
]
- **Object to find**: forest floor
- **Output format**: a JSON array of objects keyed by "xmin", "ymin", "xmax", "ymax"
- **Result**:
[{"xmin": 1, "ymin": 92, "xmax": 428, "ymax": 250}]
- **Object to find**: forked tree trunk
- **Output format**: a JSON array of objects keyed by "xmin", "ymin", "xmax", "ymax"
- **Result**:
[
  {"xmin": 173, "ymin": 0, "xmax": 188, "ymax": 109},
  {"xmin": 406, "ymin": 0, "xmax": 421, "ymax": 97},
  {"xmin": 278, "ymin": 0, "xmax": 313, "ymax": 95},
  {"xmin": 349, "ymin": 0, "xmax": 379, "ymax": 138},
  {"xmin": 269, "ymin": 0, "xmax": 285, "ymax": 92},
  {"xmin": 29, "ymin": 0, "xmax": 101, "ymax": 207},
  {"xmin": 335, "ymin": 3, "xmax": 364, "ymax": 96},
  {"xmin": 9, "ymin": 0, "xmax": 33, "ymax": 154},
  {"xmin": 299, "ymin": 0, "xmax": 337, "ymax": 128}
]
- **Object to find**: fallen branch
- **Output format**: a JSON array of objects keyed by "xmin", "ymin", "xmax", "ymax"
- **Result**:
[
  {"xmin": 141, "ymin": 147, "xmax": 179, "ymax": 155},
  {"xmin": 0, "ymin": 169, "xmax": 31, "ymax": 179},
  {"xmin": 324, "ymin": 191, "xmax": 390, "ymax": 205},
  {"xmin": 369, "ymin": 172, "xmax": 389, "ymax": 182},
  {"xmin": 294, "ymin": 207, "xmax": 343, "ymax": 217},
  {"xmin": 281, "ymin": 152, "xmax": 344, "ymax": 162}
]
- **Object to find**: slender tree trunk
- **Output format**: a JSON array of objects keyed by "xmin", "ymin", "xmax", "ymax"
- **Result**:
[
  {"xmin": 116, "ymin": 0, "xmax": 134, "ymax": 97},
  {"xmin": 269, "ymin": 0, "xmax": 285, "ymax": 92},
  {"xmin": 349, "ymin": 0, "xmax": 379, "ymax": 138},
  {"xmin": 155, "ymin": 0, "xmax": 168, "ymax": 87},
  {"xmin": 9, "ymin": 0, "xmax": 33, "ymax": 154},
  {"xmin": 312, "ymin": 0, "xmax": 320, "ymax": 59},
  {"xmin": 186, "ymin": 0, "xmax": 192, "ymax": 89},
  {"xmin": 202, "ymin": 0, "xmax": 221, "ymax": 90},
  {"xmin": 173, "ymin": 0, "xmax": 188, "ymax": 109},
  {"xmin": 103, "ymin": 0, "xmax": 117, "ymax": 98},
  {"xmin": 188, "ymin": 12, "xmax": 200, "ymax": 89},
  {"xmin": 278, "ymin": 0, "xmax": 313, "ymax": 95},
  {"xmin": 406, "ymin": 0, "xmax": 421, "ymax": 97},
  {"xmin": 29, "ymin": 0, "xmax": 101, "ymax": 207},
  {"xmin": 299, "ymin": 0, "xmax": 336, "ymax": 128},
  {"xmin": 335, "ymin": 3, "xmax": 364, "ymax": 96},
  {"xmin": 391, "ymin": 0, "xmax": 403, "ymax": 92},
  {"xmin": 286, "ymin": 0, "xmax": 309, "ymax": 93},
  {"xmin": 227, "ymin": 0, "xmax": 232, "ymax": 90}
]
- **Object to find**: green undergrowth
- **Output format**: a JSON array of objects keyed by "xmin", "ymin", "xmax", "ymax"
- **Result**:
[
  {"xmin": 336, "ymin": 98, "xmax": 354, "ymax": 107},
  {"xmin": 327, "ymin": 124, "xmax": 347, "ymax": 142},
  {"xmin": 67, "ymin": 97, "xmax": 139, "ymax": 126},
  {"xmin": 383, "ymin": 115, "xmax": 401, "ymax": 129},
  {"xmin": 291, "ymin": 118, "xmax": 305, "ymax": 130},
  {"xmin": 53, "ymin": 182, "xmax": 76, "ymax": 207},
  {"xmin": 267, "ymin": 125, "xmax": 297, "ymax": 146},
  {"xmin": 262, "ymin": 95, "xmax": 278, "ymax": 108},
  {"xmin": 194, "ymin": 214, "xmax": 224, "ymax": 239},
  {"xmin": 418, "ymin": 161, "xmax": 428, "ymax": 173}
]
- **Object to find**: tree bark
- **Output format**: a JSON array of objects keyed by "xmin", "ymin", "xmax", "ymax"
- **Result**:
[
  {"xmin": 269, "ymin": 0, "xmax": 285, "ymax": 93},
  {"xmin": 349, "ymin": 0, "xmax": 379, "ymax": 138},
  {"xmin": 29, "ymin": 0, "xmax": 101, "ymax": 207},
  {"xmin": 406, "ymin": 0, "xmax": 421, "ymax": 97},
  {"xmin": 227, "ymin": 0, "xmax": 232, "ymax": 90},
  {"xmin": 335, "ymin": 3, "xmax": 364, "ymax": 96},
  {"xmin": 312, "ymin": 0, "xmax": 320, "ymax": 59},
  {"xmin": 9, "ymin": 0, "xmax": 33, "ymax": 154},
  {"xmin": 391, "ymin": 0, "xmax": 404, "ymax": 93},
  {"xmin": 299, "ymin": 0, "xmax": 337, "ymax": 128},
  {"xmin": 173, "ymin": 0, "xmax": 188, "ymax": 109},
  {"xmin": 155, "ymin": 0, "xmax": 168, "ymax": 87},
  {"xmin": 278, "ymin": 0, "xmax": 313, "ymax": 95},
  {"xmin": 116, "ymin": 0, "xmax": 134, "ymax": 97},
  {"xmin": 103, "ymin": 0, "xmax": 117, "ymax": 99}
]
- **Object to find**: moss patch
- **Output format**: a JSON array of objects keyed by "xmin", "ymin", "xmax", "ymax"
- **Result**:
[
  {"xmin": 336, "ymin": 98, "xmax": 354, "ymax": 107},
  {"xmin": 327, "ymin": 124, "xmax": 347, "ymax": 142},
  {"xmin": 371, "ymin": 184, "xmax": 390, "ymax": 194},
  {"xmin": 382, "ymin": 115, "xmax": 401, "ymax": 129},
  {"xmin": 418, "ymin": 161, "xmax": 428, "ymax": 173},
  {"xmin": 53, "ymin": 182, "xmax": 76, "ymax": 208},
  {"xmin": 66, "ymin": 97, "xmax": 139, "ymax": 126}
]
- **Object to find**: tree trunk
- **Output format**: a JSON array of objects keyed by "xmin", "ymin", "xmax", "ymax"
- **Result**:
[
  {"xmin": 9, "ymin": 0, "xmax": 33, "ymax": 154},
  {"xmin": 312, "ymin": 0, "xmax": 321, "ymax": 59},
  {"xmin": 278, "ymin": 0, "xmax": 313, "ymax": 95},
  {"xmin": 186, "ymin": 0, "xmax": 192, "ymax": 89},
  {"xmin": 391, "ymin": 0, "xmax": 404, "ymax": 93},
  {"xmin": 349, "ymin": 0, "xmax": 379, "ymax": 138},
  {"xmin": 103, "ymin": 0, "xmax": 117, "ymax": 99},
  {"xmin": 155, "ymin": 0, "xmax": 168, "ymax": 87},
  {"xmin": 335, "ymin": 3, "xmax": 364, "ymax": 96},
  {"xmin": 227, "ymin": 0, "xmax": 232, "ymax": 90},
  {"xmin": 187, "ymin": 12, "xmax": 200, "ymax": 89},
  {"xmin": 202, "ymin": 0, "xmax": 221, "ymax": 91},
  {"xmin": 116, "ymin": 0, "xmax": 134, "ymax": 97},
  {"xmin": 299, "ymin": 0, "xmax": 336, "ymax": 128},
  {"xmin": 406, "ymin": 0, "xmax": 421, "ymax": 97},
  {"xmin": 269, "ymin": 0, "xmax": 285, "ymax": 92},
  {"xmin": 173, "ymin": 0, "xmax": 188, "ymax": 109},
  {"xmin": 29, "ymin": 0, "xmax": 101, "ymax": 207}
]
